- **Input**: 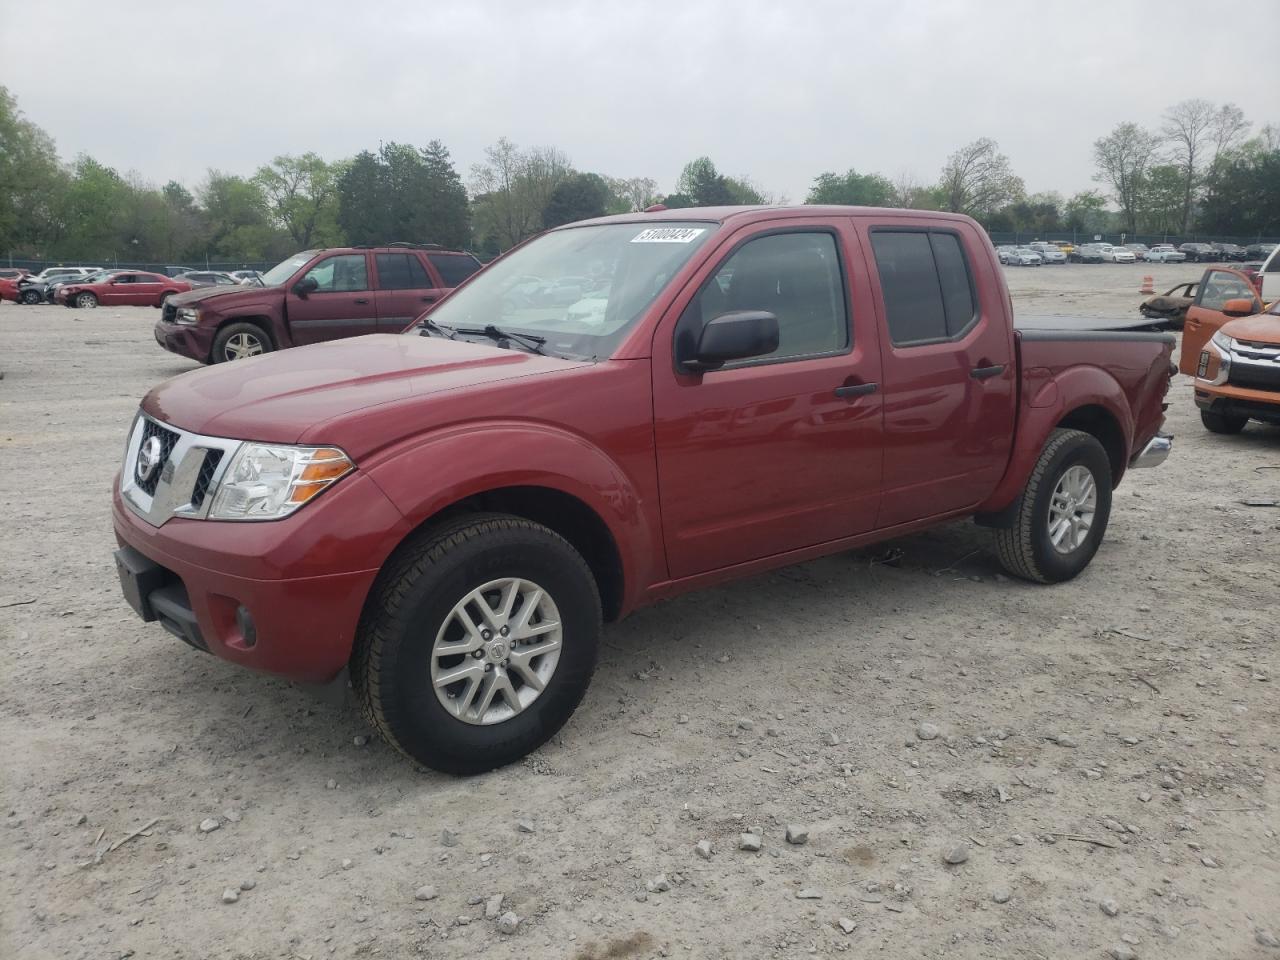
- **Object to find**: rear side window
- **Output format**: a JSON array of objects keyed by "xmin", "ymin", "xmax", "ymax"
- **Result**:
[
  {"xmin": 376, "ymin": 253, "xmax": 431, "ymax": 291},
  {"xmin": 429, "ymin": 254, "xmax": 482, "ymax": 287},
  {"xmin": 870, "ymin": 230, "xmax": 977, "ymax": 345}
]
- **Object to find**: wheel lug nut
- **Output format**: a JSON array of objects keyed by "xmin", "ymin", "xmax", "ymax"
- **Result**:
[{"xmin": 500, "ymin": 627, "xmax": 509, "ymax": 636}]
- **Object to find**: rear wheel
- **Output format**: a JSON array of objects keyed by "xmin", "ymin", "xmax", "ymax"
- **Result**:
[
  {"xmin": 995, "ymin": 429, "xmax": 1113, "ymax": 584},
  {"xmin": 75, "ymin": 292, "xmax": 98, "ymax": 308},
  {"xmin": 211, "ymin": 322, "xmax": 272, "ymax": 363},
  {"xmin": 352, "ymin": 515, "xmax": 601, "ymax": 775},
  {"xmin": 20, "ymin": 289, "xmax": 41, "ymax": 305},
  {"xmin": 1201, "ymin": 410, "xmax": 1248, "ymax": 434}
]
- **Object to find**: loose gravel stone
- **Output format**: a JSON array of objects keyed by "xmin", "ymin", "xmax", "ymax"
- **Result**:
[
  {"xmin": 1200, "ymin": 856, "xmax": 1219, "ymax": 868},
  {"xmin": 485, "ymin": 894, "xmax": 504, "ymax": 919},
  {"xmin": 1108, "ymin": 947, "xmax": 1137, "ymax": 960},
  {"xmin": 837, "ymin": 917, "xmax": 857, "ymax": 934},
  {"xmin": 739, "ymin": 833, "xmax": 762, "ymax": 852},
  {"xmin": 1257, "ymin": 930, "xmax": 1280, "ymax": 948},
  {"xmin": 795, "ymin": 889, "xmax": 823, "ymax": 900},
  {"xmin": 737, "ymin": 718, "xmax": 754, "ymax": 731},
  {"xmin": 415, "ymin": 885, "xmax": 438, "ymax": 901},
  {"xmin": 1100, "ymin": 898, "xmax": 1119, "ymax": 917},
  {"xmin": 785, "ymin": 824, "xmax": 809, "ymax": 845},
  {"xmin": 198, "ymin": 819, "xmax": 220, "ymax": 834},
  {"xmin": 916, "ymin": 722, "xmax": 939, "ymax": 741},
  {"xmin": 992, "ymin": 888, "xmax": 1011, "ymax": 904},
  {"xmin": 942, "ymin": 843, "xmax": 970, "ymax": 865},
  {"xmin": 496, "ymin": 911, "xmax": 519, "ymax": 935},
  {"xmin": 220, "ymin": 888, "xmax": 239, "ymax": 904},
  {"xmin": 695, "ymin": 839, "xmax": 713, "ymax": 860},
  {"xmin": 646, "ymin": 874, "xmax": 671, "ymax": 893},
  {"xmin": 516, "ymin": 819, "xmax": 535, "ymax": 834},
  {"xmin": 823, "ymin": 731, "xmax": 840, "ymax": 746},
  {"xmin": 239, "ymin": 880, "xmax": 255, "ymax": 891}
]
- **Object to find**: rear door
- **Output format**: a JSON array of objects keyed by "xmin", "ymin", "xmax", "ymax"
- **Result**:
[
  {"xmin": 287, "ymin": 252, "xmax": 378, "ymax": 345},
  {"xmin": 129, "ymin": 272, "xmax": 165, "ymax": 306},
  {"xmin": 857, "ymin": 218, "xmax": 1016, "ymax": 528},
  {"xmin": 372, "ymin": 252, "xmax": 444, "ymax": 332},
  {"xmin": 651, "ymin": 219, "xmax": 884, "ymax": 579},
  {"xmin": 1179, "ymin": 268, "xmax": 1265, "ymax": 374}
]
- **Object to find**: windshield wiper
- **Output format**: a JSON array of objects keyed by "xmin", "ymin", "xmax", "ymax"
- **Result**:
[
  {"xmin": 453, "ymin": 324, "xmax": 546, "ymax": 354},
  {"xmin": 417, "ymin": 317, "xmax": 458, "ymax": 340}
]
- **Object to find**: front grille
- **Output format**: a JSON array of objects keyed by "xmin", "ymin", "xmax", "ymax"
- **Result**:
[
  {"xmin": 161, "ymin": 302, "xmax": 177, "ymax": 324},
  {"xmin": 1228, "ymin": 363, "xmax": 1280, "ymax": 393},
  {"xmin": 136, "ymin": 419, "xmax": 181, "ymax": 495},
  {"xmin": 190, "ymin": 450, "xmax": 224, "ymax": 508}
]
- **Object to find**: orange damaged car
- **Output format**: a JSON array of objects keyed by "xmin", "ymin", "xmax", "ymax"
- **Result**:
[{"xmin": 1179, "ymin": 266, "xmax": 1278, "ymax": 434}]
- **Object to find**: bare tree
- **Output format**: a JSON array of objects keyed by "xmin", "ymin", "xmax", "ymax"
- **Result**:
[
  {"xmin": 937, "ymin": 138, "xmax": 1024, "ymax": 217},
  {"xmin": 1209, "ymin": 104, "xmax": 1251, "ymax": 161},
  {"xmin": 1162, "ymin": 99, "xmax": 1217, "ymax": 233},
  {"xmin": 470, "ymin": 139, "xmax": 573, "ymax": 249},
  {"xmin": 1093, "ymin": 122, "xmax": 1161, "ymax": 235}
]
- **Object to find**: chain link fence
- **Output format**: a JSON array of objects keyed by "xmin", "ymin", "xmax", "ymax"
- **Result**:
[{"xmin": 3, "ymin": 256, "xmax": 275, "ymax": 273}]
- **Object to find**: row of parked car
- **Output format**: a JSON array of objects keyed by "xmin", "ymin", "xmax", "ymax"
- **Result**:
[
  {"xmin": 997, "ymin": 239, "xmax": 1277, "ymax": 267},
  {"xmin": 0, "ymin": 265, "xmax": 266, "ymax": 306}
]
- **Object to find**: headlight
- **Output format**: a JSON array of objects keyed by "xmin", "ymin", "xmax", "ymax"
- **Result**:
[
  {"xmin": 175, "ymin": 307, "xmax": 199, "ymax": 325},
  {"xmin": 1211, "ymin": 330, "xmax": 1234, "ymax": 351},
  {"xmin": 208, "ymin": 444, "xmax": 353, "ymax": 521}
]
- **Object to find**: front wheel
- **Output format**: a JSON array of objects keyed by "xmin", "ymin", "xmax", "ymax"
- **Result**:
[
  {"xmin": 20, "ymin": 289, "xmax": 41, "ymax": 305},
  {"xmin": 76, "ymin": 292, "xmax": 98, "ymax": 308},
  {"xmin": 995, "ymin": 429, "xmax": 1113, "ymax": 584},
  {"xmin": 211, "ymin": 322, "xmax": 272, "ymax": 363},
  {"xmin": 1201, "ymin": 410, "xmax": 1248, "ymax": 434},
  {"xmin": 352, "ymin": 515, "xmax": 602, "ymax": 774}
]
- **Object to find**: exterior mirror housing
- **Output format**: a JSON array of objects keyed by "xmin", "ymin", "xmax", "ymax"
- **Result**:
[
  {"xmin": 293, "ymin": 276, "xmax": 319, "ymax": 297},
  {"xmin": 1222, "ymin": 297, "xmax": 1259, "ymax": 318},
  {"xmin": 684, "ymin": 310, "xmax": 779, "ymax": 371}
]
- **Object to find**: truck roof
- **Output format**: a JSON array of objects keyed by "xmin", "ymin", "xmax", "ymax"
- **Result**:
[{"xmin": 570, "ymin": 204, "xmax": 976, "ymax": 229}]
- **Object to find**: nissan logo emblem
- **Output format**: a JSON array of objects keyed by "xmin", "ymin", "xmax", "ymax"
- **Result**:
[{"xmin": 136, "ymin": 435, "xmax": 163, "ymax": 482}]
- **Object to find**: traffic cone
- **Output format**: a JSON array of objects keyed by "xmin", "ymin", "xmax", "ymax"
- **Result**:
[{"xmin": 1140, "ymin": 276, "xmax": 1154, "ymax": 295}]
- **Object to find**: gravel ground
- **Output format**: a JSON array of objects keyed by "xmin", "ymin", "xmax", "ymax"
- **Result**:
[{"xmin": 2, "ymin": 263, "xmax": 1277, "ymax": 960}]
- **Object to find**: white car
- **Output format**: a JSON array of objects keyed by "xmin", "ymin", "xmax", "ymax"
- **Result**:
[
  {"xmin": 1104, "ymin": 246, "xmax": 1136, "ymax": 264},
  {"xmin": 31, "ymin": 266, "xmax": 102, "ymax": 283},
  {"xmin": 996, "ymin": 245, "xmax": 1019, "ymax": 265},
  {"xmin": 1009, "ymin": 247, "xmax": 1043, "ymax": 266},
  {"xmin": 1145, "ymin": 245, "xmax": 1187, "ymax": 263}
]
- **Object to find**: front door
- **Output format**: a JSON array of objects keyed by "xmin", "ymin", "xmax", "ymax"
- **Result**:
[
  {"xmin": 100, "ymin": 274, "xmax": 137, "ymax": 305},
  {"xmin": 372, "ymin": 252, "xmax": 447, "ymax": 333},
  {"xmin": 858, "ymin": 220, "xmax": 1016, "ymax": 527},
  {"xmin": 1179, "ymin": 268, "xmax": 1264, "ymax": 375},
  {"xmin": 287, "ymin": 253, "xmax": 378, "ymax": 345},
  {"xmin": 652, "ymin": 222, "xmax": 884, "ymax": 580}
]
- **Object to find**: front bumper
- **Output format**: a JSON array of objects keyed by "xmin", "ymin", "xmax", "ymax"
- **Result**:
[
  {"xmin": 111, "ymin": 474, "xmax": 409, "ymax": 683},
  {"xmin": 1130, "ymin": 432, "xmax": 1173, "ymax": 468},
  {"xmin": 1194, "ymin": 387, "xmax": 1280, "ymax": 425},
  {"xmin": 154, "ymin": 318, "xmax": 215, "ymax": 363}
]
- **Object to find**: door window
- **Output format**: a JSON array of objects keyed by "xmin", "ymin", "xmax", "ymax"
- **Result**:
[
  {"xmin": 681, "ymin": 231, "xmax": 849, "ymax": 364},
  {"xmin": 428, "ymin": 253, "xmax": 483, "ymax": 286},
  {"xmin": 303, "ymin": 255, "xmax": 369, "ymax": 292},
  {"xmin": 870, "ymin": 230, "xmax": 978, "ymax": 345},
  {"xmin": 375, "ymin": 253, "xmax": 431, "ymax": 290},
  {"xmin": 1196, "ymin": 270, "xmax": 1256, "ymax": 310}
]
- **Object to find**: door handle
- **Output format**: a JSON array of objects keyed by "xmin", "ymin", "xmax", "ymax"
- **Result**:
[
  {"xmin": 353, "ymin": 297, "xmax": 370, "ymax": 305},
  {"xmin": 971, "ymin": 364, "xmax": 1005, "ymax": 380},
  {"xmin": 834, "ymin": 382, "xmax": 878, "ymax": 398},
  {"xmin": 421, "ymin": 294, "xmax": 439, "ymax": 303}
]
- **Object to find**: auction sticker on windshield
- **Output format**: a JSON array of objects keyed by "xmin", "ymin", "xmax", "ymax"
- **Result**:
[{"xmin": 631, "ymin": 227, "xmax": 706, "ymax": 243}]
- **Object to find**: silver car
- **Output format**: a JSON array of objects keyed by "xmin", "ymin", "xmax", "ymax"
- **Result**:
[{"xmin": 1010, "ymin": 247, "xmax": 1043, "ymax": 266}]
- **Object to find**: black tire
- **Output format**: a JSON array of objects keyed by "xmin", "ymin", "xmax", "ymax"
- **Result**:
[
  {"xmin": 352, "ymin": 515, "xmax": 602, "ymax": 775},
  {"xmin": 20, "ymin": 289, "xmax": 41, "ymax": 305},
  {"xmin": 211, "ymin": 321, "xmax": 272, "ymax": 363},
  {"xmin": 995, "ymin": 428, "xmax": 1113, "ymax": 584},
  {"xmin": 75, "ymin": 292, "xmax": 98, "ymax": 308},
  {"xmin": 1200, "ymin": 409, "xmax": 1248, "ymax": 434}
]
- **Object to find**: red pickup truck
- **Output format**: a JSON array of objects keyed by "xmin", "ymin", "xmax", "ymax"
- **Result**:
[
  {"xmin": 154, "ymin": 244, "xmax": 483, "ymax": 364},
  {"xmin": 113, "ymin": 206, "xmax": 1175, "ymax": 774}
]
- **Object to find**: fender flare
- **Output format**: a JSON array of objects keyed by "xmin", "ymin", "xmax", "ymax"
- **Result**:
[
  {"xmin": 978, "ymin": 365, "xmax": 1134, "ymax": 515},
  {"xmin": 362, "ymin": 421, "xmax": 658, "ymax": 607}
]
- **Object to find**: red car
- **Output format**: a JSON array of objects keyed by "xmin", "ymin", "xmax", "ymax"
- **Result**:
[
  {"xmin": 56, "ymin": 270, "xmax": 191, "ymax": 309},
  {"xmin": 113, "ymin": 205, "xmax": 1175, "ymax": 774},
  {"xmin": 0, "ymin": 270, "xmax": 30, "ymax": 302}
]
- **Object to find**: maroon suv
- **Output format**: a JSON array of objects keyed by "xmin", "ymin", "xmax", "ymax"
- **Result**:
[{"xmin": 155, "ymin": 245, "xmax": 483, "ymax": 363}]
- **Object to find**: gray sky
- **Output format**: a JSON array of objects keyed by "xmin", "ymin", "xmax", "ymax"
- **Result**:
[{"xmin": 3, "ymin": 0, "xmax": 1276, "ymax": 203}]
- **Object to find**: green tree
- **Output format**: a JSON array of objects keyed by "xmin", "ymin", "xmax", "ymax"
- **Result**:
[
  {"xmin": 253, "ymin": 152, "xmax": 343, "ymax": 249},
  {"xmin": 1093, "ymin": 122, "xmax": 1161, "ymax": 235},
  {"xmin": 471, "ymin": 138, "xmax": 573, "ymax": 249},
  {"xmin": 0, "ymin": 85, "xmax": 65, "ymax": 255},
  {"xmin": 676, "ymin": 157, "xmax": 735, "ymax": 206},
  {"xmin": 1199, "ymin": 139, "xmax": 1280, "ymax": 237},
  {"xmin": 542, "ymin": 173, "xmax": 610, "ymax": 227},
  {"xmin": 806, "ymin": 169, "xmax": 895, "ymax": 206},
  {"xmin": 1063, "ymin": 190, "xmax": 1110, "ymax": 235},
  {"xmin": 336, "ymin": 151, "xmax": 385, "ymax": 246},
  {"xmin": 1137, "ymin": 165, "xmax": 1185, "ymax": 236},
  {"xmin": 198, "ymin": 170, "xmax": 278, "ymax": 259}
]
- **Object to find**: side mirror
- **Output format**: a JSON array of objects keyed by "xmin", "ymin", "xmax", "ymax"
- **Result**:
[
  {"xmin": 1222, "ymin": 297, "xmax": 1260, "ymax": 318},
  {"xmin": 293, "ymin": 276, "xmax": 319, "ymax": 297},
  {"xmin": 682, "ymin": 310, "xmax": 779, "ymax": 372}
]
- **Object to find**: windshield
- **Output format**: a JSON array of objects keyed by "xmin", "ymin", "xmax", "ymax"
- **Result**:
[
  {"xmin": 417, "ymin": 222, "xmax": 717, "ymax": 359},
  {"xmin": 261, "ymin": 250, "xmax": 317, "ymax": 287}
]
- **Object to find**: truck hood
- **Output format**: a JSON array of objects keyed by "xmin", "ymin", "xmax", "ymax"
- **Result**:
[
  {"xmin": 1222, "ymin": 310, "xmax": 1280, "ymax": 344},
  {"xmin": 143, "ymin": 334, "xmax": 589, "ymax": 451},
  {"xmin": 167, "ymin": 284, "xmax": 275, "ymax": 308}
]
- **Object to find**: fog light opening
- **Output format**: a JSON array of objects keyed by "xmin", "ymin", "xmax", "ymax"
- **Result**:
[{"xmin": 235, "ymin": 605, "xmax": 258, "ymax": 648}]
